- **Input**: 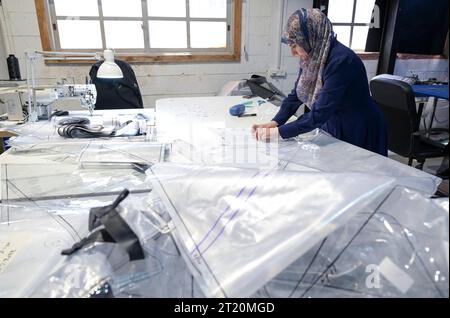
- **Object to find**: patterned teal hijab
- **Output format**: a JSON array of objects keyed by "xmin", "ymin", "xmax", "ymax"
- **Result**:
[{"xmin": 282, "ymin": 9, "xmax": 335, "ymax": 107}]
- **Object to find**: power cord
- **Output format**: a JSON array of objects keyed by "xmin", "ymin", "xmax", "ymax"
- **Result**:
[
  {"xmin": 56, "ymin": 116, "xmax": 145, "ymax": 139},
  {"xmin": 57, "ymin": 123, "xmax": 114, "ymax": 138}
]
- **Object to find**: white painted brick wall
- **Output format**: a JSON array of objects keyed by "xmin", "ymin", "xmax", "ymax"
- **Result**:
[
  {"xmin": 0, "ymin": 22, "xmax": 8, "ymax": 80},
  {"xmin": 394, "ymin": 58, "xmax": 449, "ymax": 130},
  {"xmin": 3, "ymin": 0, "xmax": 36, "ymax": 13},
  {"xmin": 0, "ymin": 0, "xmax": 380, "ymax": 108},
  {"xmin": 0, "ymin": 0, "xmax": 287, "ymax": 108},
  {"xmin": 364, "ymin": 59, "xmax": 379, "ymax": 81},
  {"xmin": 249, "ymin": 0, "xmax": 272, "ymax": 17},
  {"xmin": 394, "ymin": 58, "xmax": 449, "ymax": 82}
]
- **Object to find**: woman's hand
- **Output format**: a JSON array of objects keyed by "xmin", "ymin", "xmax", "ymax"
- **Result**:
[
  {"xmin": 251, "ymin": 121, "xmax": 279, "ymax": 142},
  {"xmin": 251, "ymin": 121, "xmax": 278, "ymax": 133}
]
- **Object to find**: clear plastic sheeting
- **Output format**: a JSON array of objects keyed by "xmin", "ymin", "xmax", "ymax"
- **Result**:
[
  {"xmin": 169, "ymin": 138, "xmax": 279, "ymax": 170},
  {"xmin": 148, "ymin": 163, "xmax": 395, "ymax": 298},
  {"xmin": 433, "ymin": 197, "xmax": 449, "ymax": 213},
  {"xmin": 0, "ymin": 193, "xmax": 139, "ymax": 223},
  {"xmin": 28, "ymin": 192, "xmax": 202, "ymax": 298},
  {"xmin": 0, "ymin": 163, "xmax": 152, "ymax": 221},
  {"xmin": 0, "ymin": 209, "xmax": 87, "ymax": 297},
  {"xmin": 5, "ymin": 111, "xmax": 155, "ymax": 146},
  {"xmin": 0, "ymin": 114, "xmax": 446, "ymax": 299},
  {"xmin": 255, "ymin": 187, "xmax": 449, "ymax": 298},
  {"xmin": 281, "ymin": 130, "xmax": 441, "ymax": 195},
  {"xmin": 5, "ymin": 120, "xmax": 83, "ymax": 145},
  {"xmin": 32, "ymin": 234, "xmax": 198, "ymax": 298},
  {"xmin": 4, "ymin": 183, "xmax": 447, "ymax": 298},
  {"xmin": 7, "ymin": 190, "xmax": 199, "ymax": 297},
  {"xmin": 78, "ymin": 142, "xmax": 168, "ymax": 166},
  {"xmin": 170, "ymin": 129, "xmax": 441, "ymax": 196},
  {"xmin": 3, "ymin": 139, "xmax": 167, "ymax": 165},
  {"xmin": 2, "ymin": 141, "xmax": 92, "ymax": 164}
]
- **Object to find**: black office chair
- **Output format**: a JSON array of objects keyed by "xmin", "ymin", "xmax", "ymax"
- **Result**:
[
  {"xmin": 89, "ymin": 59, "xmax": 143, "ymax": 110},
  {"xmin": 370, "ymin": 77, "xmax": 448, "ymax": 170}
]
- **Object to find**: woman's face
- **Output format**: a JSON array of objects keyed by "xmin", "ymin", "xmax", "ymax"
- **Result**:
[{"xmin": 290, "ymin": 43, "xmax": 309, "ymax": 65}]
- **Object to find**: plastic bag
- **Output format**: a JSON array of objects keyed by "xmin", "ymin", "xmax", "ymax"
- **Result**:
[
  {"xmin": 148, "ymin": 163, "xmax": 395, "ymax": 297},
  {"xmin": 17, "ymin": 183, "xmax": 447, "ymax": 298},
  {"xmin": 3, "ymin": 139, "xmax": 167, "ymax": 166},
  {"xmin": 0, "ymin": 163, "xmax": 152, "ymax": 218},
  {"xmin": 0, "ymin": 209, "xmax": 87, "ymax": 297},
  {"xmin": 29, "ymin": 191, "xmax": 200, "ymax": 298},
  {"xmin": 170, "ymin": 129, "xmax": 440, "ymax": 196},
  {"xmin": 256, "ymin": 186, "xmax": 449, "ymax": 298}
]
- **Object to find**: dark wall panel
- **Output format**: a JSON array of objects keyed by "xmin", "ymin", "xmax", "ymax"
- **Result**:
[{"xmin": 396, "ymin": 0, "xmax": 449, "ymax": 54}]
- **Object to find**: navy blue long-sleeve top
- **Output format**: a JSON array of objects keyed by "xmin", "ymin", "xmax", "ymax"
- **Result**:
[{"xmin": 273, "ymin": 38, "xmax": 388, "ymax": 156}]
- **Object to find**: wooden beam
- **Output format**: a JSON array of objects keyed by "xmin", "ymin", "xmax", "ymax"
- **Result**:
[
  {"xmin": 397, "ymin": 53, "xmax": 446, "ymax": 60},
  {"xmin": 233, "ymin": 0, "xmax": 242, "ymax": 61},
  {"xmin": 355, "ymin": 52, "xmax": 380, "ymax": 60},
  {"xmin": 34, "ymin": 0, "xmax": 52, "ymax": 51},
  {"xmin": 43, "ymin": 53, "xmax": 240, "ymax": 65}
]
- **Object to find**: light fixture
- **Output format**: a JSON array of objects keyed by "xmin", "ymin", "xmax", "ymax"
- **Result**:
[
  {"xmin": 24, "ymin": 49, "xmax": 124, "ymax": 121},
  {"xmin": 97, "ymin": 49, "xmax": 123, "ymax": 79}
]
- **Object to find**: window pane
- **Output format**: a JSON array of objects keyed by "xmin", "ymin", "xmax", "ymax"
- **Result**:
[
  {"xmin": 148, "ymin": 0, "xmax": 186, "ymax": 17},
  {"xmin": 190, "ymin": 21, "xmax": 227, "ymax": 48},
  {"xmin": 102, "ymin": 0, "xmax": 142, "ymax": 17},
  {"xmin": 333, "ymin": 26, "xmax": 351, "ymax": 47},
  {"xmin": 354, "ymin": 0, "xmax": 376, "ymax": 24},
  {"xmin": 57, "ymin": 20, "xmax": 102, "ymax": 49},
  {"xmin": 327, "ymin": 0, "xmax": 354, "ymax": 23},
  {"xmin": 149, "ymin": 21, "xmax": 187, "ymax": 48},
  {"xmin": 54, "ymin": 0, "xmax": 98, "ymax": 17},
  {"xmin": 351, "ymin": 26, "xmax": 369, "ymax": 50},
  {"xmin": 189, "ymin": 0, "xmax": 226, "ymax": 18},
  {"xmin": 104, "ymin": 21, "xmax": 144, "ymax": 49}
]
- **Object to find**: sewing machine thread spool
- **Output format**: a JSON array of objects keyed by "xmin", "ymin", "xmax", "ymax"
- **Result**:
[{"xmin": 7, "ymin": 54, "xmax": 21, "ymax": 81}]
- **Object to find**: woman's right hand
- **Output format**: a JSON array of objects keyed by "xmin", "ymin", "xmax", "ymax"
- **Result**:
[
  {"xmin": 251, "ymin": 121, "xmax": 278, "ymax": 141},
  {"xmin": 251, "ymin": 121, "xmax": 278, "ymax": 133}
]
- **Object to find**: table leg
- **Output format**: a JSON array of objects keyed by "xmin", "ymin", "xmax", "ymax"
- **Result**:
[
  {"xmin": 427, "ymin": 97, "xmax": 439, "ymax": 137},
  {"xmin": 417, "ymin": 101, "xmax": 426, "ymax": 130}
]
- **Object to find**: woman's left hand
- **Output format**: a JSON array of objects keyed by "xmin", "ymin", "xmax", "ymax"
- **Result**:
[{"xmin": 253, "ymin": 127, "xmax": 280, "ymax": 142}]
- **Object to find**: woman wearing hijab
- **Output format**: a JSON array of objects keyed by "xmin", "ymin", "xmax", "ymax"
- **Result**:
[{"xmin": 252, "ymin": 8, "xmax": 388, "ymax": 156}]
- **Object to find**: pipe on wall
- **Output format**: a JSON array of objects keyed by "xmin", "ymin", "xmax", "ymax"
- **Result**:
[
  {"xmin": 0, "ymin": 1, "xmax": 12, "ymax": 54},
  {"xmin": 269, "ymin": 0, "xmax": 286, "ymax": 78}
]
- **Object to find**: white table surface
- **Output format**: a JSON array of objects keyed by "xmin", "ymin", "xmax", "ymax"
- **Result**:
[
  {"xmin": 0, "ymin": 96, "xmax": 441, "ymax": 197},
  {"xmin": 156, "ymin": 96, "xmax": 279, "ymax": 144},
  {"xmin": 0, "ymin": 97, "xmax": 446, "ymax": 299}
]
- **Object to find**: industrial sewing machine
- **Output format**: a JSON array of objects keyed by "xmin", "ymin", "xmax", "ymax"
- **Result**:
[
  {"xmin": 0, "ymin": 83, "xmax": 97, "ymax": 121},
  {"xmin": 33, "ymin": 84, "xmax": 97, "ymax": 120},
  {"xmin": 24, "ymin": 49, "xmax": 121, "ymax": 122}
]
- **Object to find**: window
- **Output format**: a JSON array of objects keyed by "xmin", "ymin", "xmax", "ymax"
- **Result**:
[
  {"xmin": 326, "ymin": 0, "xmax": 376, "ymax": 51},
  {"xmin": 35, "ymin": 0, "xmax": 242, "ymax": 63}
]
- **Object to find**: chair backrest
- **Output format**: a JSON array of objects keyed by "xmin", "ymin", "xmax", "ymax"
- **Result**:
[
  {"xmin": 370, "ymin": 76, "xmax": 419, "ymax": 156},
  {"xmin": 89, "ymin": 59, "xmax": 143, "ymax": 110}
]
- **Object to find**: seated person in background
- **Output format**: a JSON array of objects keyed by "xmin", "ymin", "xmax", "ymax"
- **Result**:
[
  {"xmin": 252, "ymin": 9, "xmax": 388, "ymax": 156},
  {"xmin": 89, "ymin": 59, "xmax": 144, "ymax": 110}
]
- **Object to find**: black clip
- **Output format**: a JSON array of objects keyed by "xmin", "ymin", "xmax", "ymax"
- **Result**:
[{"xmin": 62, "ymin": 189, "xmax": 145, "ymax": 261}]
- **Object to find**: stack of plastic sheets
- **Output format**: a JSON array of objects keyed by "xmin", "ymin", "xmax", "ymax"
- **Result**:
[{"xmin": 0, "ymin": 129, "xmax": 447, "ymax": 298}]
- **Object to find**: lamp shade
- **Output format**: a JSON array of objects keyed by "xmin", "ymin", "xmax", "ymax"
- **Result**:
[{"xmin": 97, "ymin": 49, "xmax": 123, "ymax": 79}]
